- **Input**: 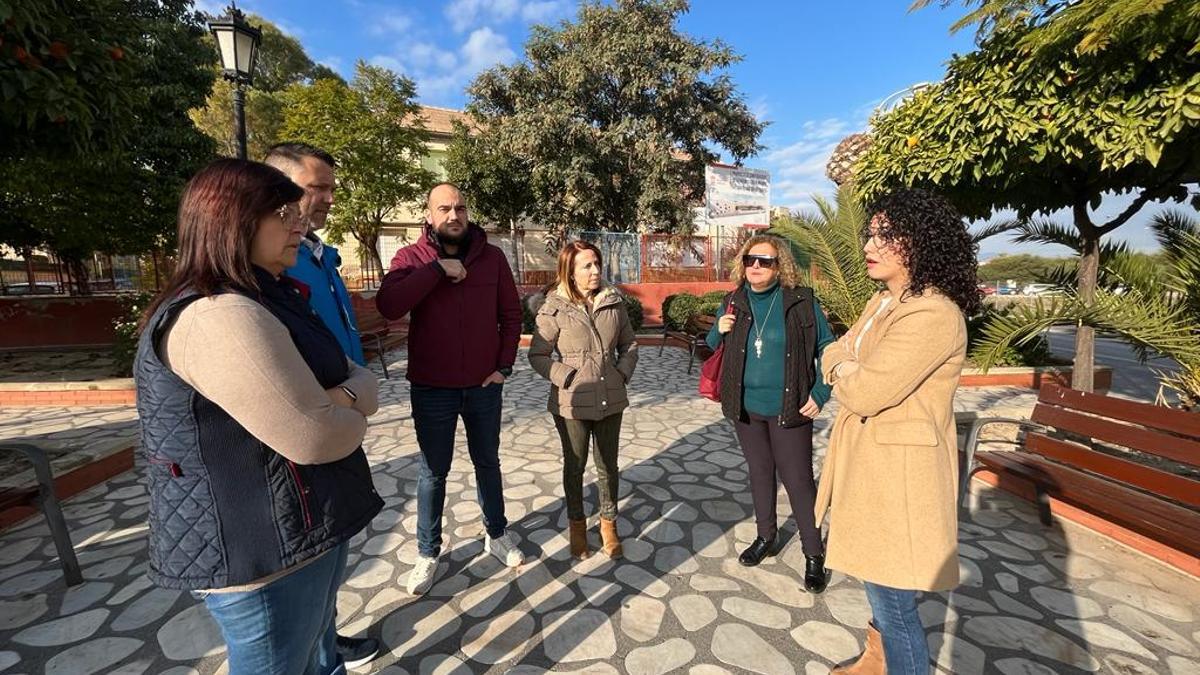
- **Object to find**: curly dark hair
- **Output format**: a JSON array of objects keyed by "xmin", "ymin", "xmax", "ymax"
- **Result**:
[{"xmin": 866, "ymin": 188, "xmax": 982, "ymax": 315}]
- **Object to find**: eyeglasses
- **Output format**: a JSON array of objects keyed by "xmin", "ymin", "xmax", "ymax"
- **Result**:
[
  {"xmin": 275, "ymin": 203, "xmax": 309, "ymax": 232},
  {"xmin": 742, "ymin": 254, "xmax": 778, "ymax": 269}
]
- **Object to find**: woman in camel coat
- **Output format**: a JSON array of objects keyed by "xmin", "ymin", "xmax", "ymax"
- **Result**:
[{"xmin": 818, "ymin": 189, "xmax": 982, "ymax": 675}]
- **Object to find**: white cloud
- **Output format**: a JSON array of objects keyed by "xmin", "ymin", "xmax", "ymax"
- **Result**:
[
  {"xmin": 521, "ymin": 0, "xmax": 572, "ymax": 22},
  {"xmin": 369, "ymin": 27, "xmax": 517, "ymax": 103},
  {"xmin": 193, "ymin": 0, "xmax": 228, "ymax": 17},
  {"xmin": 446, "ymin": 0, "xmax": 521, "ymax": 32},
  {"xmin": 368, "ymin": 11, "xmax": 414, "ymax": 36},
  {"xmin": 460, "ymin": 27, "xmax": 516, "ymax": 71},
  {"xmin": 758, "ymin": 116, "xmax": 861, "ymax": 212}
]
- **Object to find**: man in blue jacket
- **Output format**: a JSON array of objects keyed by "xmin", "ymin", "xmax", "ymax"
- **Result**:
[
  {"xmin": 263, "ymin": 143, "xmax": 376, "ymax": 669},
  {"xmin": 265, "ymin": 143, "xmax": 366, "ymax": 366}
]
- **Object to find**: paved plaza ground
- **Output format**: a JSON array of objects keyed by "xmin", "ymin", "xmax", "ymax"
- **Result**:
[{"xmin": 1, "ymin": 347, "xmax": 1198, "ymax": 674}]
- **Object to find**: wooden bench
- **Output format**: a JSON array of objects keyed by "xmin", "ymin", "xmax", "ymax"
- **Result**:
[
  {"xmin": 356, "ymin": 307, "xmax": 391, "ymax": 380},
  {"xmin": 659, "ymin": 314, "xmax": 715, "ymax": 374},
  {"xmin": 0, "ymin": 443, "xmax": 82, "ymax": 585},
  {"xmin": 961, "ymin": 383, "xmax": 1200, "ymax": 559}
]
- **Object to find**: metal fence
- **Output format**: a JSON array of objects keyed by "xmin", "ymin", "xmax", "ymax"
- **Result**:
[{"xmin": 0, "ymin": 251, "xmax": 169, "ymax": 296}]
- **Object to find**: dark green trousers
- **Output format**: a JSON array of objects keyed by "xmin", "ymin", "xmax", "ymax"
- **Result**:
[{"xmin": 553, "ymin": 412, "xmax": 623, "ymax": 521}]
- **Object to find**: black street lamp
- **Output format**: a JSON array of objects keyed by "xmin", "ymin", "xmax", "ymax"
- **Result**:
[{"xmin": 208, "ymin": 3, "xmax": 262, "ymax": 160}]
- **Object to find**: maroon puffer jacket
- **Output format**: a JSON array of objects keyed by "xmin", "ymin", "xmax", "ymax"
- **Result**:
[{"xmin": 376, "ymin": 224, "xmax": 522, "ymax": 388}]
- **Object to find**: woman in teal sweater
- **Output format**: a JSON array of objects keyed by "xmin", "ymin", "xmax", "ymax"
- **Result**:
[{"xmin": 707, "ymin": 234, "xmax": 835, "ymax": 593}]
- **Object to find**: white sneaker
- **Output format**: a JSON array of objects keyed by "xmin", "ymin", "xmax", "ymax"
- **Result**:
[
  {"xmin": 406, "ymin": 554, "xmax": 440, "ymax": 595},
  {"xmin": 485, "ymin": 531, "xmax": 523, "ymax": 567}
]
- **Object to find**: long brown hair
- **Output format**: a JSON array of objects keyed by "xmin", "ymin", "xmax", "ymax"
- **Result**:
[
  {"xmin": 140, "ymin": 159, "xmax": 303, "ymax": 330},
  {"xmin": 555, "ymin": 240, "xmax": 604, "ymax": 304}
]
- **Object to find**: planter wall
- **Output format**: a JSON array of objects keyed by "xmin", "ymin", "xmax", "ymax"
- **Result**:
[
  {"xmin": 0, "ymin": 296, "xmax": 123, "ymax": 350},
  {"xmin": 960, "ymin": 365, "xmax": 1113, "ymax": 393}
]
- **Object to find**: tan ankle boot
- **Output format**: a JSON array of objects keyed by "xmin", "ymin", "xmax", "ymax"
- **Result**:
[
  {"xmin": 599, "ymin": 518, "xmax": 622, "ymax": 558},
  {"xmin": 569, "ymin": 519, "xmax": 590, "ymax": 559},
  {"xmin": 832, "ymin": 622, "xmax": 886, "ymax": 674}
]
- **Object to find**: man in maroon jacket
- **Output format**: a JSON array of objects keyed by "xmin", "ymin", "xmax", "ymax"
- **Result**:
[{"xmin": 376, "ymin": 182, "xmax": 524, "ymax": 594}]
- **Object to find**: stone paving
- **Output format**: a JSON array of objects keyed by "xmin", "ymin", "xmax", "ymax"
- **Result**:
[{"xmin": 1, "ymin": 347, "xmax": 1198, "ymax": 674}]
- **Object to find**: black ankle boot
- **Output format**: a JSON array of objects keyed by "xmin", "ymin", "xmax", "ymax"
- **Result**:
[
  {"xmin": 804, "ymin": 554, "xmax": 827, "ymax": 593},
  {"xmin": 738, "ymin": 537, "xmax": 776, "ymax": 567}
]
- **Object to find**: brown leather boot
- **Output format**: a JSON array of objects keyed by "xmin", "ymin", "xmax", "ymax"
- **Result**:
[
  {"xmin": 599, "ymin": 518, "xmax": 622, "ymax": 558},
  {"xmin": 832, "ymin": 622, "xmax": 886, "ymax": 674},
  {"xmin": 569, "ymin": 519, "xmax": 590, "ymax": 559}
]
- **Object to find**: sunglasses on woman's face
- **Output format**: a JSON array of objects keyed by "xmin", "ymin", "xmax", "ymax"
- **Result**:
[{"xmin": 742, "ymin": 254, "xmax": 778, "ymax": 269}]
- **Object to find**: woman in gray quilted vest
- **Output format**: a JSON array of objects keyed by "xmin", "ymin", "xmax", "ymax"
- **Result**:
[
  {"xmin": 134, "ymin": 159, "xmax": 382, "ymax": 674},
  {"xmin": 529, "ymin": 240, "xmax": 639, "ymax": 559}
]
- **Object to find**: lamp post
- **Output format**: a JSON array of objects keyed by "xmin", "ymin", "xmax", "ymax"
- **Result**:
[{"xmin": 208, "ymin": 3, "xmax": 261, "ymax": 160}]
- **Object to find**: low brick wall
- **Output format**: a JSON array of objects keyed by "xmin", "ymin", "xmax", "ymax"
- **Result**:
[
  {"xmin": 960, "ymin": 365, "xmax": 1113, "ymax": 393},
  {"xmin": 0, "ymin": 296, "xmax": 123, "ymax": 349},
  {"xmin": 0, "ymin": 382, "xmax": 136, "ymax": 407}
]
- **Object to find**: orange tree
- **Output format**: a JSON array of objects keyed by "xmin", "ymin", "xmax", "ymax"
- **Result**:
[{"xmin": 855, "ymin": 1, "xmax": 1200, "ymax": 391}]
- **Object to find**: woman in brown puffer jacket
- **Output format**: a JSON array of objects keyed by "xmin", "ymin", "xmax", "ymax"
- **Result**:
[{"xmin": 529, "ymin": 240, "xmax": 638, "ymax": 559}]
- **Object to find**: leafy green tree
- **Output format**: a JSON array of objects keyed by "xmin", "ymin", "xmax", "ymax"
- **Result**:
[
  {"xmin": 281, "ymin": 62, "xmax": 434, "ymax": 276},
  {"xmin": 913, "ymin": 0, "xmax": 1200, "ymax": 57},
  {"xmin": 977, "ymin": 253, "xmax": 1063, "ymax": 285},
  {"xmin": 465, "ymin": 0, "xmax": 764, "ymax": 241},
  {"xmin": 1, "ymin": 0, "xmax": 141, "ymax": 157},
  {"xmin": 855, "ymin": 4, "xmax": 1200, "ymax": 390},
  {"xmin": 0, "ymin": 0, "xmax": 216, "ymax": 293},
  {"xmin": 189, "ymin": 15, "xmax": 342, "ymax": 160}
]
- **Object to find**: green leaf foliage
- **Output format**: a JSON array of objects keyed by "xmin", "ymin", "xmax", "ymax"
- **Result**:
[
  {"xmin": 281, "ymin": 62, "xmax": 435, "ymax": 276},
  {"xmin": 463, "ymin": 0, "xmax": 764, "ymax": 241},
  {"xmin": 0, "ymin": 0, "xmax": 216, "ymax": 292}
]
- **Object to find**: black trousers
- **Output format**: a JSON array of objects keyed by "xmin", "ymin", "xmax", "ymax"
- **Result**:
[
  {"xmin": 732, "ymin": 411, "xmax": 824, "ymax": 555},
  {"xmin": 553, "ymin": 412, "xmax": 623, "ymax": 521}
]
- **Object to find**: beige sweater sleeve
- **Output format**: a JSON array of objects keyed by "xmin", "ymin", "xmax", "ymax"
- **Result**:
[{"xmin": 163, "ymin": 294, "xmax": 368, "ymax": 465}]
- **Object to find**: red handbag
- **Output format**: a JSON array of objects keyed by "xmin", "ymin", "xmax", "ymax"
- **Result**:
[
  {"xmin": 698, "ymin": 342, "xmax": 724, "ymax": 401},
  {"xmin": 699, "ymin": 296, "xmax": 732, "ymax": 402}
]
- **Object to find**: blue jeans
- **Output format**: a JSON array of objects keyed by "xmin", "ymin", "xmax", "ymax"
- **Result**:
[
  {"xmin": 864, "ymin": 581, "xmax": 930, "ymax": 675},
  {"xmin": 202, "ymin": 542, "xmax": 348, "ymax": 675},
  {"xmin": 411, "ymin": 383, "xmax": 508, "ymax": 557}
]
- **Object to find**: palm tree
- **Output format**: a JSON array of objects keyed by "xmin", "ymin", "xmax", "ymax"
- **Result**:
[
  {"xmin": 973, "ymin": 211, "xmax": 1200, "ymax": 409},
  {"xmin": 770, "ymin": 184, "xmax": 1016, "ymax": 328},
  {"xmin": 769, "ymin": 185, "xmax": 875, "ymax": 328}
]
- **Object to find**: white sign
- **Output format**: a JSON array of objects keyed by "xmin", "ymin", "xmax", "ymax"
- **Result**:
[{"xmin": 704, "ymin": 165, "xmax": 770, "ymax": 230}]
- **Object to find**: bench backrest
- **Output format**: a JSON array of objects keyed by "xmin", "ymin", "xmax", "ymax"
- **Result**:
[{"xmin": 1027, "ymin": 384, "xmax": 1200, "ymax": 509}]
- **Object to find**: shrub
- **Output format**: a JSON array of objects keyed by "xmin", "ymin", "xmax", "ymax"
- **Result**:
[
  {"xmin": 623, "ymin": 294, "xmax": 644, "ymax": 331},
  {"xmin": 522, "ymin": 294, "xmax": 539, "ymax": 334},
  {"xmin": 112, "ymin": 291, "xmax": 155, "ymax": 376},
  {"xmin": 664, "ymin": 293, "xmax": 701, "ymax": 330}
]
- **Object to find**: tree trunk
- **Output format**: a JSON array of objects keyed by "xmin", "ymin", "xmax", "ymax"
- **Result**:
[
  {"xmin": 64, "ymin": 256, "xmax": 92, "ymax": 296},
  {"xmin": 356, "ymin": 228, "xmax": 384, "ymax": 286},
  {"xmin": 1072, "ymin": 204, "xmax": 1099, "ymax": 392},
  {"xmin": 22, "ymin": 247, "xmax": 35, "ymax": 287},
  {"xmin": 509, "ymin": 218, "xmax": 521, "ymax": 283}
]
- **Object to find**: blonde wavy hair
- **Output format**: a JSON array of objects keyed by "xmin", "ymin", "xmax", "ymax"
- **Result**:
[{"xmin": 729, "ymin": 234, "xmax": 801, "ymax": 288}]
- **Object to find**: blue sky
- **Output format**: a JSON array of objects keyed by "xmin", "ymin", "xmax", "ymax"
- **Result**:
[{"xmin": 200, "ymin": 0, "xmax": 1170, "ymax": 257}]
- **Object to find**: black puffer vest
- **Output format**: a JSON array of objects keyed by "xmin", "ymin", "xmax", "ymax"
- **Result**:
[
  {"xmin": 719, "ymin": 285, "xmax": 818, "ymax": 428},
  {"xmin": 135, "ymin": 267, "xmax": 382, "ymax": 590}
]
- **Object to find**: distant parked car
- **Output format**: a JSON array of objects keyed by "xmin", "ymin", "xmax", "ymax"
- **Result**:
[
  {"xmin": 1021, "ymin": 283, "xmax": 1060, "ymax": 296},
  {"xmin": 2, "ymin": 282, "xmax": 61, "ymax": 295},
  {"xmin": 977, "ymin": 283, "xmax": 997, "ymax": 296},
  {"xmin": 995, "ymin": 285, "xmax": 1018, "ymax": 295}
]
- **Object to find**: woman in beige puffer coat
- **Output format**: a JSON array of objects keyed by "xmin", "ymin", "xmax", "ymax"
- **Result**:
[{"xmin": 528, "ymin": 240, "xmax": 638, "ymax": 559}]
